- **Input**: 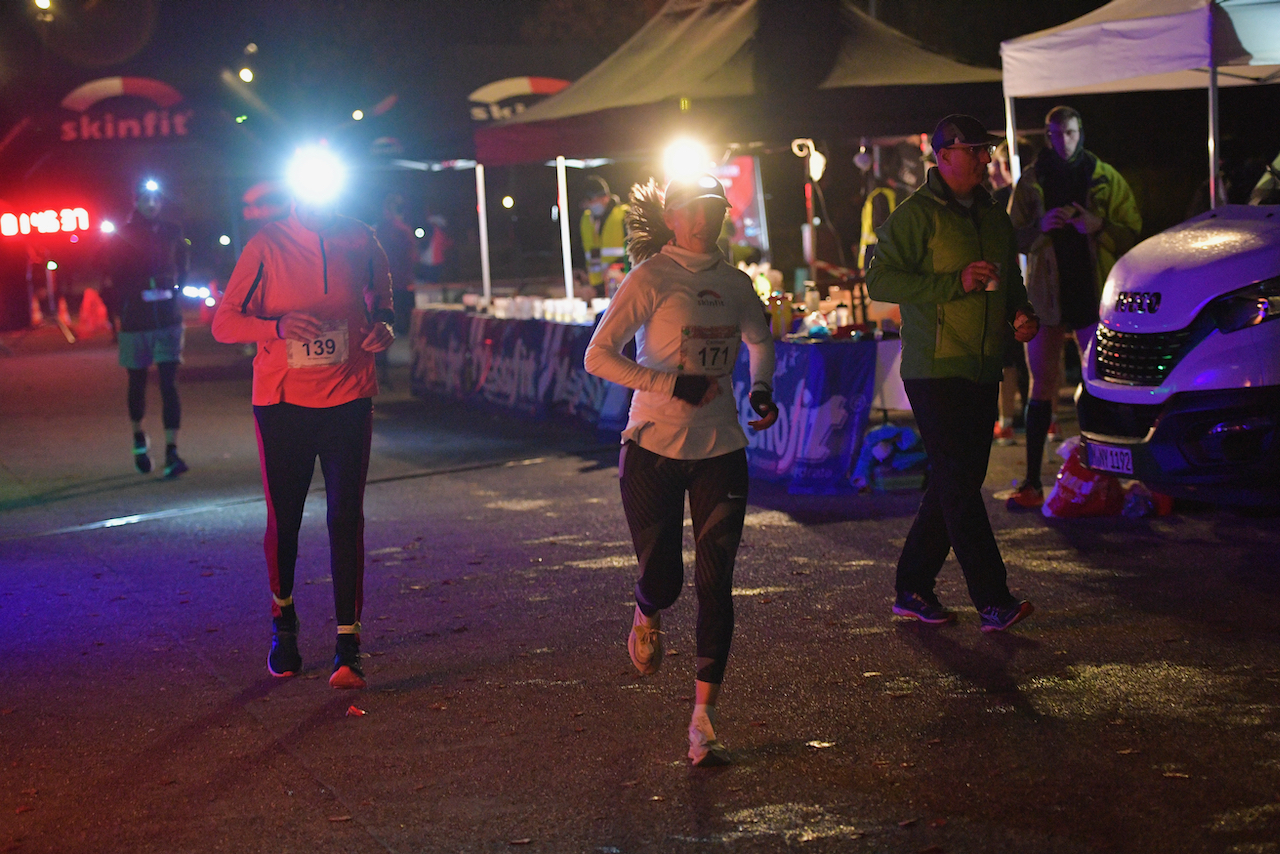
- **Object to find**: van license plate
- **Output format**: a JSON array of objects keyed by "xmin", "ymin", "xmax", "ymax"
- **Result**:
[{"xmin": 1087, "ymin": 442, "xmax": 1133, "ymax": 476}]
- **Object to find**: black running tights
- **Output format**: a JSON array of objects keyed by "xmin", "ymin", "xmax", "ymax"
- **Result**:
[
  {"xmin": 619, "ymin": 442, "xmax": 748, "ymax": 685},
  {"xmin": 127, "ymin": 362, "xmax": 180, "ymax": 429}
]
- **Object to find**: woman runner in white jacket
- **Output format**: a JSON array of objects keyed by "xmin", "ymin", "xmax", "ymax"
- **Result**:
[{"xmin": 584, "ymin": 174, "xmax": 778, "ymax": 766}]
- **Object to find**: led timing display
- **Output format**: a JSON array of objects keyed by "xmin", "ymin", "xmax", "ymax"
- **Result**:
[{"xmin": 1, "ymin": 208, "xmax": 91, "ymax": 238}]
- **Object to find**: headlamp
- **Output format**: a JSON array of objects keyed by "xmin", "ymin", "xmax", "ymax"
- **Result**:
[{"xmin": 286, "ymin": 145, "xmax": 346, "ymax": 206}]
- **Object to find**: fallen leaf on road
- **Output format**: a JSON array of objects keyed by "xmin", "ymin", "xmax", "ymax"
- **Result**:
[
  {"xmin": 751, "ymin": 720, "xmax": 767, "ymax": 727},
  {"xmin": 862, "ymin": 671, "xmax": 882, "ymax": 678},
  {"xmin": 898, "ymin": 818, "xmax": 917, "ymax": 828},
  {"xmin": 328, "ymin": 815, "xmax": 352, "ymax": 822},
  {"xmin": 666, "ymin": 649, "xmax": 680, "ymax": 656},
  {"xmin": 429, "ymin": 703, "xmax": 447, "ymax": 711},
  {"xmin": 650, "ymin": 796, "xmax": 665, "ymax": 802},
  {"xmin": 621, "ymin": 780, "xmax": 638, "ymax": 788},
  {"xmin": 509, "ymin": 839, "xmax": 531, "ymax": 845},
  {"xmin": 1163, "ymin": 771, "xmax": 1190, "ymax": 778},
  {"xmin": 20, "ymin": 789, "xmax": 35, "ymax": 796},
  {"xmin": 346, "ymin": 706, "xmax": 367, "ymax": 717},
  {"xmin": 1117, "ymin": 748, "xmax": 1139, "ymax": 755},
  {"xmin": 16, "ymin": 805, "xmax": 33, "ymax": 814},
  {"xmin": 806, "ymin": 741, "xmax": 835, "ymax": 749},
  {"xmin": 926, "ymin": 738, "xmax": 942, "ymax": 745}
]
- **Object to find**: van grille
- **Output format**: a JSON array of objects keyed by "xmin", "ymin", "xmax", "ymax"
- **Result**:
[{"xmin": 1095, "ymin": 325, "xmax": 1196, "ymax": 386}]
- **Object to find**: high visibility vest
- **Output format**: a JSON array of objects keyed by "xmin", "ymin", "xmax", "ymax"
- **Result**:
[
  {"xmin": 859, "ymin": 185, "xmax": 897, "ymax": 271},
  {"xmin": 580, "ymin": 202, "xmax": 628, "ymax": 287}
]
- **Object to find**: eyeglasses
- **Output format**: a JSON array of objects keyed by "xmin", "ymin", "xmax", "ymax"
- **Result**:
[{"xmin": 944, "ymin": 144, "xmax": 995, "ymax": 156}]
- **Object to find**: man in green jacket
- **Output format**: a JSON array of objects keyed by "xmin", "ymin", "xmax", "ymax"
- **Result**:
[{"xmin": 867, "ymin": 114, "xmax": 1040, "ymax": 632}]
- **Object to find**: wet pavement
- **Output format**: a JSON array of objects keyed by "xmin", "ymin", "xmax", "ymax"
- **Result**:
[{"xmin": 2, "ymin": 322, "xmax": 1279, "ymax": 853}]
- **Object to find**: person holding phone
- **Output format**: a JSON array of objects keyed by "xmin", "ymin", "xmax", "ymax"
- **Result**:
[
  {"xmin": 584, "ymin": 173, "xmax": 777, "ymax": 767},
  {"xmin": 1006, "ymin": 106, "xmax": 1141, "ymax": 510}
]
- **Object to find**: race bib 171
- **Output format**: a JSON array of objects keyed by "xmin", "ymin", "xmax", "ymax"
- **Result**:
[{"xmin": 678, "ymin": 325, "xmax": 740, "ymax": 376}]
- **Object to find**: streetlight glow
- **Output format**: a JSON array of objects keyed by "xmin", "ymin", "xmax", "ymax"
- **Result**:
[
  {"xmin": 352, "ymin": 110, "xmax": 364, "ymax": 121},
  {"xmin": 502, "ymin": 196, "xmax": 514, "ymax": 209},
  {"xmin": 219, "ymin": 235, "xmax": 231, "ymax": 246},
  {"xmin": 100, "ymin": 220, "xmax": 116, "ymax": 234},
  {"xmin": 239, "ymin": 68, "xmax": 254, "ymax": 83},
  {"xmin": 35, "ymin": 0, "xmax": 52, "ymax": 9}
]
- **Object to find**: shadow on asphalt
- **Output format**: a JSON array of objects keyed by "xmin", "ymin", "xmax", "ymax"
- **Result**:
[{"xmin": 0, "ymin": 472, "xmax": 152, "ymax": 513}]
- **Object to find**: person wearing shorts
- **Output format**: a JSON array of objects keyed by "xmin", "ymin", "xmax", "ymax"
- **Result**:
[
  {"xmin": 100, "ymin": 180, "xmax": 189, "ymax": 478},
  {"xmin": 584, "ymin": 173, "xmax": 778, "ymax": 766},
  {"xmin": 212, "ymin": 150, "xmax": 395, "ymax": 690}
]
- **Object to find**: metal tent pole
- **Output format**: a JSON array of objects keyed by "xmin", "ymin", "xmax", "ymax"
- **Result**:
[
  {"xmin": 1209, "ymin": 63, "xmax": 1220, "ymax": 208},
  {"xmin": 475, "ymin": 163, "xmax": 492, "ymax": 304},
  {"xmin": 1004, "ymin": 94, "xmax": 1021, "ymax": 185},
  {"xmin": 556, "ymin": 156, "xmax": 574, "ymax": 300}
]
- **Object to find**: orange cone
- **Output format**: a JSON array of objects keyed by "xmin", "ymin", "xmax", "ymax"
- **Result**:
[
  {"xmin": 30, "ymin": 295, "xmax": 44, "ymax": 325},
  {"xmin": 77, "ymin": 288, "xmax": 111, "ymax": 335},
  {"xmin": 57, "ymin": 296, "xmax": 72, "ymax": 327}
]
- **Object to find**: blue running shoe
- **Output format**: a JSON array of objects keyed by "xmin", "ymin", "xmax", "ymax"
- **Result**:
[
  {"xmin": 979, "ymin": 600, "xmax": 1034, "ymax": 633},
  {"xmin": 892, "ymin": 591, "xmax": 956, "ymax": 624},
  {"xmin": 268, "ymin": 613, "xmax": 301, "ymax": 677}
]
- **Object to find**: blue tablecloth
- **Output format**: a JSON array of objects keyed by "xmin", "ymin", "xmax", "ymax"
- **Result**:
[
  {"xmin": 411, "ymin": 309, "xmax": 880, "ymax": 492},
  {"xmin": 731, "ymin": 338, "xmax": 878, "ymax": 494}
]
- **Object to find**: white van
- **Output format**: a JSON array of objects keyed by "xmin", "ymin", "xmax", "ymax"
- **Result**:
[{"xmin": 1077, "ymin": 204, "xmax": 1280, "ymax": 506}]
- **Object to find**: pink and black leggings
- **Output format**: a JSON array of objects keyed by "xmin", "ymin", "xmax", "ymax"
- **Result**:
[{"xmin": 253, "ymin": 398, "xmax": 373, "ymax": 626}]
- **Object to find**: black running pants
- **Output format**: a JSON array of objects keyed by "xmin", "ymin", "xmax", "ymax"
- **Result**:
[
  {"xmin": 127, "ymin": 362, "xmax": 180, "ymax": 429},
  {"xmin": 619, "ymin": 441, "xmax": 749, "ymax": 685}
]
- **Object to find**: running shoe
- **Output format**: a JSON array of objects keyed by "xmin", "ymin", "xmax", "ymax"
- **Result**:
[
  {"xmin": 163, "ymin": 446, "xmax": 188, "ymax": 479},
  {"xmin": 993, "ymin": 423, "xmax": 1016, "ymax": 446},
  {"xmin": 627, "ymin": 606, "xmax": 663, "ymax": 676},
  {"xmin": 133, "ymin": 432, "xmax": 152, "ymax": 474},
  {"xmin": 329, "ymin": 634, "xmax": 366, "ymax": 689},
  {"xmin": 892, "ymin": 591, "xmax": 956, "ymax": 624},
  {"xmin": 267, "ymin": 613, "xmax": 302, "ymax": 677},
  {"xmin": 979, "ymin": 600, "xmax": 1035, "ymax": 633},
  {"xmin": 1005, "ymin": 482, "xmax": 1044, "ymax": 511},
  {"xmin": 688, "ymin": 708, "xmax": 731, "ymax": 767}
]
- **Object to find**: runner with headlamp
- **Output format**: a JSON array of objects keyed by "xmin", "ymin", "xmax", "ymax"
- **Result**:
[
  {"xmin": 213, "ymin": 146, "xmax": 394, "ymax": 689},
  {"xmin": 585, "ymin": 173, "xmax": 777, "ymax": 766}
]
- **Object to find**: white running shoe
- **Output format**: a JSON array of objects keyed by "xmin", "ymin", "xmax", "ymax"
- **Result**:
[
  {"xmin": 627, "ymin": 606, "xmax": 663, "ymax": 676},
  {"xmin": 688, "ymin": 708, "xmax": 732, "ymax": 767}
]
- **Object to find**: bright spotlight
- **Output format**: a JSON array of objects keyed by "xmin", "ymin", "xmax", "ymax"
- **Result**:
[
  {"xmin": 100, "ymin": 220, "xmax": 116, "ymax": 234},
  {"xmin": 35, "ymin": 0, "xmax": 52, "ymax": 9},
  {"xmin": 286, "ymin": 145, "xmax": 347, "ymax": 206},
  {"xmin": 46, "ymin": 261, "xmax": 57, "ymax": 271},
  {"xmin": 183, "ymin": 286, "xmax": 199, "ymax": 297},
  {"xmin": 352, "ymin": 110, "xmax": 364, "ymax": 121},
  {"xmin": 205, "ymin": 297, "xmax": 216, "ymax": 307},
  {"xmin": 502, "ymin": 195, "xmax": 514, "ymax": 209},
  {"xmin": 414, "ymin": 227, "xmax": 425, "ymax": 239},
  {"xmin": 143, "ymin": 179, "xmax": 160, "ymax": 193},
  {"xmin": 663, "ymin": 138, "xmax": 712, "ymax": 182},
  {"xmin": 219, "ymin": 234, "xmax": 231, "ymax": 246},
  {"xmin": 239, "ymin": 68, "xmax": 254, "ymax": 83}
]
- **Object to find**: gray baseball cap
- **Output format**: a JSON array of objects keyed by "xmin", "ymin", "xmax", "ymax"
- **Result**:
[{"xmin": 931, "ymin": 114, "xmax": 1001, "ymax": 153}]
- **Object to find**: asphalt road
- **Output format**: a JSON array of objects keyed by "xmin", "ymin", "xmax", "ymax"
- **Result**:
[{"xmin": 2, "ymin": 323, "xmax": 1279, "ymax": 854}]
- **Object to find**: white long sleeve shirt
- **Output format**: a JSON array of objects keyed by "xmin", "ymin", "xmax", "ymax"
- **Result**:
[{"xmin": 584, "ymin": 245, "xmax": 775, "ymax": 460}]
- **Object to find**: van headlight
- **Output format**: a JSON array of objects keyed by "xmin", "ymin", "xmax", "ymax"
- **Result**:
[{"xmin": 1208, "ymin": 276, "xmax": 1280, "ymax": 333}]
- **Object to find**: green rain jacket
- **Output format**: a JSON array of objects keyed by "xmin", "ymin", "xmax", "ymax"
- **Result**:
[{"xmin": 867, "ymin": 168, "xmax": 1031, "ymax": 384}]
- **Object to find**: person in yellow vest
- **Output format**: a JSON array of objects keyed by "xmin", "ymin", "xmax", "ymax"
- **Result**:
[{"xmin": 580, "ymin": 175, "xmax": 628, "ymax": 297}]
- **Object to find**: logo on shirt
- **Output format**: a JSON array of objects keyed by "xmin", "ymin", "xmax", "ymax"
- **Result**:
[{"xmin": 696, "ymin": 289, "xmax": 725, "ymax": 306}]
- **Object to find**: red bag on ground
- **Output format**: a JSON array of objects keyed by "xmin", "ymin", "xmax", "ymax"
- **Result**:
[{"xmin": 1043, "ymin": 440, "xmax": 1125, "ymax": 519}]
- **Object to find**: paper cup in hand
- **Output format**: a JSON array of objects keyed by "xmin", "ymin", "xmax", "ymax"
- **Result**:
[{"xmin": 984, "ymin": 261, "xmax": 1001, "ymax": 292}]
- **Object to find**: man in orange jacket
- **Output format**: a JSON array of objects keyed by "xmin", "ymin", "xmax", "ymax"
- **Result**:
[{"xmin": 212, "ymin": 147, "xmax": 394, "ymax": 689}]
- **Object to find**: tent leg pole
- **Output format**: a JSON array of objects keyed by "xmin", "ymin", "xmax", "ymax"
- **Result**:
[
  {"xmin": 1003, "ymin": 94, "xmax": 1021, "ymax": 186},
  {"xmin": 476, "ymin": 164, "xmax": 492, "ymax": 305},
  {"xmin": 556, "ymin": 156, "xmax": 574, "ymax": 300},
  {"xmin": 1209, "ymin": 64, "xmax": 1220, "ymax": 209}
]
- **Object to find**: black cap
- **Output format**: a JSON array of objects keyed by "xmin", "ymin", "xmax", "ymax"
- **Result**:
[
  {"xmin": 663, "ymin": 173, "xmax": 729, "ymax": 213},
  {"xmin": 583, "ymin": 175, "xmax": 610, "ymax": 199},
  {"xmin": 930, "ymin": 114, "xmax": 1000, "ymax": 154}
]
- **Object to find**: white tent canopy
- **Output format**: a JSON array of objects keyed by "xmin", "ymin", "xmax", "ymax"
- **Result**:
[{"xmin": 1000, "ymin": 0, "xmax": 1280, "ymax": 205}]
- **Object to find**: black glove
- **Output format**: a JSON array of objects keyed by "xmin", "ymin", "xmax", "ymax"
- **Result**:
[
  {"xmin": 672, "ymin": 374, "xmax": 712, "ymax": 405},
  {"xmin": 749, "ymin": 389, "xmax": 778, "ymax": 419}
]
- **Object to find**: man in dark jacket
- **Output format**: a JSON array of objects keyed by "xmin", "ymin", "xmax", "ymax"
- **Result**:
[
  {"xmin": 100, "ymin": 180, "xmax": 189, "ymax": 478},
  {"xmin": 866, "ymin": 115, "xmax": 1040, "ymax": 632}
]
